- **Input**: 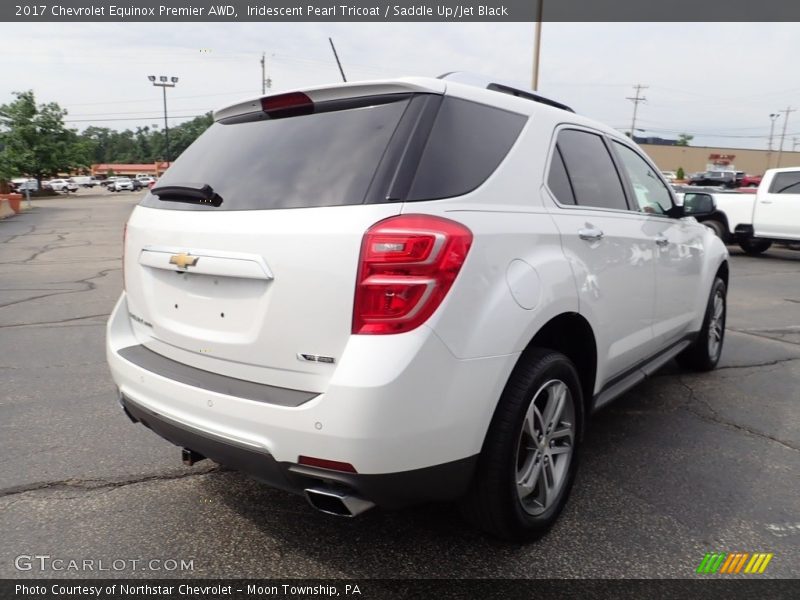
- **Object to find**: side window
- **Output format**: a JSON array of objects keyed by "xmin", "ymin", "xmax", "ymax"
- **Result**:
[
  {"xmin": 547, "ymin": 146, "xmax": 576, "ymax": 205},
  {"xmin": 612, "ymin": 142, "xmax": 674, "ymax": 215},
  {"xmin": 555, "ymin": 129, "xmax": 628, "ymax": 211},
  {"xmin": 769, "ymin": 172, "xmax": 800, "ymax": 194}
]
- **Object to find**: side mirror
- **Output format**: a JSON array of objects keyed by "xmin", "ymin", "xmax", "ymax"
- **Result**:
[{"xmin": 682, "ymin": 192, "xmax": 716, "ymax": 217}]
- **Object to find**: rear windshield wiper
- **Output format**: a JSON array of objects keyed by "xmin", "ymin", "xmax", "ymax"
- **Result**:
[{"xmin": 151, "ymin": 183, "xmax": 223, "ymax": 207}]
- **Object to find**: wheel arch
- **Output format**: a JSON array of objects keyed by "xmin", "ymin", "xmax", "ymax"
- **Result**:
[
  {"xmin": 701, "ymin": 211, "xmax": 731, "ymax": 241},
  {"xmin": 522, "ymin": 312, "xmax": 597, "ymax": 414},
  {"xmin": 716, "ymin": 260, "xmax": 729, "ymax": 288},
  {"xmin": 478, "ymin": 311, "xmax": 597, "ymax": 458}
]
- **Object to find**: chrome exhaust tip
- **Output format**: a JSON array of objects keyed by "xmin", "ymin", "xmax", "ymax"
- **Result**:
[{"xmin": 304, "ymin": 487, "xmax": 375, "ymax": 518}]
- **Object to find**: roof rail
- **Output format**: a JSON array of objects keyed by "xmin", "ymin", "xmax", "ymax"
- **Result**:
[{"xmin": 438, "ymin": 71, "xmax": 574, "ymax": 113}]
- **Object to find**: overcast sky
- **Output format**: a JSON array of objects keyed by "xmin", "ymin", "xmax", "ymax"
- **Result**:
[{"xmin": 2, "ymin": 22, "xmax": 800, "ymax": 152}]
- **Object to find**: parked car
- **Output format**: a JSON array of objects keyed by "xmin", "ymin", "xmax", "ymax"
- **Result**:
[
  {"xmin": 107, "ymin": 74, "xmax": 729, "ymax": 541},
  {"xmin": 135, "ymin": 175, "xmax": 156, "ymax": 186},
  {"xmin": 72, "ymin": 176, "xmax": 101, "ymax": 188},
  {"xmin": 48, "ymin": 178, "xmax": 79, "ymax": 193},
  {"xmin": 688, "ymin": 171, "xmax": 737, "ymax": 188},
  {"xmin": 108, "ymin": 177, "xmax": 135, "ymax": 192},
  {"xmin": 660, "ymin": 170, "xmax": 677, "ymax": 182},
  {"xmin": 681, "ymin": 166, "xmax": 800, "ymax": 254},
  {"xmin": 11, "ymin": 178, "xmax": 38, "ymax": 192},
  {"xmin": 740, "ymin": 174, "xmax": 762, "ymax": 188}
]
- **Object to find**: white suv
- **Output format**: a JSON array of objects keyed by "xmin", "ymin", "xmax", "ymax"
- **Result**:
[
  {"xmin": 106, "ymin": 74, "xmax": 729, "ymax": 540},
  {"xmin": 48, "ymin": 178, "xmax": 78, "ymax": 192}
]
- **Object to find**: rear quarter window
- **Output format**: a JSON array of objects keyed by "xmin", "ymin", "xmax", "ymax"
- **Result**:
[{"xmin": 407, "ymin": 97, "xmax": 527, "ymax": 201}]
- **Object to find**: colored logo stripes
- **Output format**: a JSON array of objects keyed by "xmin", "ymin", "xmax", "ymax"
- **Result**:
[{"xmin": 696, "ymin": 552, "xmax": 774, "ymax": 574}]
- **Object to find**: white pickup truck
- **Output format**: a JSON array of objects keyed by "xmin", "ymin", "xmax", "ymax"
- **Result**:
[{"xmin": 684, "ymin": 167, "xmax": 800, "ymax": 255}]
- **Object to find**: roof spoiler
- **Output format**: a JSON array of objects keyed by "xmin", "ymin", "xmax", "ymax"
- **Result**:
[{"xmin": 438, "ymin": 72, "xmax": 575, "ymax": 113}]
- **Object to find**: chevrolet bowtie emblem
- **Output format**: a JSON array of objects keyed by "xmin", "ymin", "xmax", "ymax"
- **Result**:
[{"xmin": 169, "ymin": 253, "xmax": 199, "ymax": 269}]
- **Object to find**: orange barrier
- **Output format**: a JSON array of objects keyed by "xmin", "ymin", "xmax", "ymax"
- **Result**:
[
  {"xmin": 0, "ymin": 199, "xmax": 14, "ymax": 219},
  {"xmin": 0, "ymin": 193, "xmax": 23, "ymax": 213}
]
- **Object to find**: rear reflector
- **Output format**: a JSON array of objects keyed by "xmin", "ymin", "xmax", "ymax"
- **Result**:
[
  {"xmin": 260, "ymin": 92, "xmax": 314, "ymax": 119},
  {"xmin": 298, "ymin": 456, "xmax": 358, "ymax": 473},
  {"xmin": 353, "ymin": 214, "xmax": 472, "ymax": 335}
]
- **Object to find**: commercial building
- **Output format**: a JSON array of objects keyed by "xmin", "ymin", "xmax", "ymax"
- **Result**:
[
  {"xmin": 640, "ymin": 144, "xmax": 800, "ymax": 175},
  {"xmin": 90, "ymin": 162, "xmax": 170, "ymax": 177}
]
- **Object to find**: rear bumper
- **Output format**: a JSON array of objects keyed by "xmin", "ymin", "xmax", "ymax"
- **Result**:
[
  {"xmin": 107, "ymin": 293, "xmax": 518, "ymax": 507},
  {"xmin": 121, "ymin": 393, "xmax": 476, "ymax": 509}
]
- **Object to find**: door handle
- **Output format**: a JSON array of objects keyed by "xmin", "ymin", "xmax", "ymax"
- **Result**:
[
  {"xmin": 578, "ymin": 228, "xmax": 604, "ymax": 241},
  {"xmin": 655, "ymin": 236, "xmax": 669, "ymax": 247},
  {"xmin": 760, "ymin": 200, "xmax": 773, "ymax": 204}
]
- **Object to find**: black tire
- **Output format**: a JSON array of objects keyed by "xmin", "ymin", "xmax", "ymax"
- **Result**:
[
  {"xmin": 703, "ymin": 220, "xmax": 725, "ymax": 240},
  {"xmin": 677, "ymin": 277, "xmax": 726, "ymax": 371},
  {"xmin": 461, "ymin": 349, "xmax": 583, "ymax": 542},
  {"xmin": 738, "ymin": 238, "xmax": 772, "ymax": 255}
]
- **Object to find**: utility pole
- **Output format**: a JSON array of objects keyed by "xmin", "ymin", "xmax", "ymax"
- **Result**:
[
  {"xmin": 328, "ymin": 37, "xmax": 347, "ymax": 83},
  {"xmin": 626, "ymin": 84, "xmax": 648, "ymax": 139},
  {"xmin": 776, "ymin": 106, "xmax": 796, "ymax": 168},
  {"xmin": 531, "ymin": 0, "xmax": 544, "ymax": 91},
  {"xmin": 766, "ymin": 113, "xmax": 780, "ymax": 170},
  {"xmin": 260, "ymin": 52, "xmax": 272, "ymax": 94}
]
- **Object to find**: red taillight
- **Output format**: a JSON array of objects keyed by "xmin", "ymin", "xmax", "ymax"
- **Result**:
[
  {"xmin": 122, "ymin": 222, "xmax": 127, "ymax": 291},
  {"xmin": 298, "ymin": 456, "xmax": 358, "ymax": 473},
  {"xmin": 260, "ymin": 92, "xmax": 314, "ymax": 119},
  {"xmin": 352, "ymin": 214, "xmax": 472, "ymax": 335}
]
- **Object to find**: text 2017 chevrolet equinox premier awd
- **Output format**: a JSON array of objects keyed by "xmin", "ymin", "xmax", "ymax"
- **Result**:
[{"xmin": 107, "ymin": 73, "xmax": 728, "ymax": 541}]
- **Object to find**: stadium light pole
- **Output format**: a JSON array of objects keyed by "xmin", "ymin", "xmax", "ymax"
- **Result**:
[{"xmin": 148, "ymin": 75, "xmax": 179, "ymax": 163}]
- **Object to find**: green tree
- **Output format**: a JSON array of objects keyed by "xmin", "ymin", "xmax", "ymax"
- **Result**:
[
  {"xmin": 676, "ymin": 167, "xmax": 685, "ymax": 180},
  {"xmin": 167, "ymin": 113, "xmax": 214, "ymax": 159},
  {"xmin": 76, "ymin": 112, "xmax": 212, "ymax": 164},
  {"xmin": 0, "ymin": 91, "xmax": 90, "ymax": 185},
  {"xmin": 677, "ymin": 133, "xmax": 693, "ymax": 147}
]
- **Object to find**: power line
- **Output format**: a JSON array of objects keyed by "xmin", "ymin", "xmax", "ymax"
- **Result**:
[{"xmin": 63, "ymin": 114, "xmax": 203, "ymax": 123}]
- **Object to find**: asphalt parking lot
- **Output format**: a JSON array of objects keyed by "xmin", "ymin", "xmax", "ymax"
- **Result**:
[{"xmin": 1, "ymin": 191, "xmax": 798, "ymax": 579}]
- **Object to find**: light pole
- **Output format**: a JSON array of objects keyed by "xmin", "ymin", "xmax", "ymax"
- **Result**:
[
  {"xmin": 766, "ymin": 112, "xmax": 780, "ymax": 171},
  {"xmin": 148, "ymin": 75, "xmax": 179, "ymax": 163}
]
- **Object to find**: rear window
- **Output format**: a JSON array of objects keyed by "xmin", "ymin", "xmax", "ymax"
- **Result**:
[
  {"xmin": 141, "ymin": 97, "xmax": 411, "ymax": 211},
  {"xmin": 141, "ymin": 93, "xmax": 526, "ymax": 211}
]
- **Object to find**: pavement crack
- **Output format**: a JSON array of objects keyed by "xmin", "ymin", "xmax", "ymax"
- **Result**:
[
  {"xmin": 729, "ymin": 328, "xmax": 800, "ymax": 347},
  {"xmin": 716, "ymin": 357, "xmax": 800, "ymax": 371},
  {"xmin": 0, "ymin": 267, "xmax": 119, "ymax": 309},
  {"xmin": 21, "ymin": 240, "xmax": 91, "ymax": 264},
  {"xmin": 0, "ymin": 468, "xmax": 220, "ymax": 502},
  {"xmin": 677, "ymin": 376, "xmax": 800, "ymax": 452},
  {"xmin": 0, "ymin": 225, "xmax": 36, "ymax": 244},
  {"xmin": 0, "ymin": 313, "xmax": 109, "ymax": 329}
]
